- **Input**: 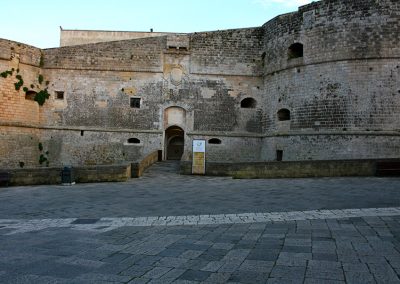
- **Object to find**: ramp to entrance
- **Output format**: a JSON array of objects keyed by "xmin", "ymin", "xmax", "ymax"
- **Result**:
[{"xmin": 142, "ymin": 161, "xmax": 181, "ymax": 177}]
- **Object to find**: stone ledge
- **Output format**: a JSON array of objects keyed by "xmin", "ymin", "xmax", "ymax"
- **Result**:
[
  {"xmin": 1, "ymin": 122, "xmax": 399, "ymax": 138},
  {"xmin": 0, "ymin": 122, "xmax": 163, "ymax": 134}
]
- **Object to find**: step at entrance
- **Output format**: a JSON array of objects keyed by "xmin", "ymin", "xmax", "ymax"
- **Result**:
[{"xmin": 144, "ymin": 161, "xmax": 181, "ymax": 176}]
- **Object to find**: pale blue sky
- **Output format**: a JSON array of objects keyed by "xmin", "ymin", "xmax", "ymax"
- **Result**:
[{"xmin": 1, "ymin": 0, "xmax": 312, "ymax": 48}]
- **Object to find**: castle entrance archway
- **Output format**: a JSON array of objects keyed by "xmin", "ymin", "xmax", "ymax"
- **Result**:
[
  {"xmin": 165, "ymin": 126, "xmax": 184, "ymax": 160},
  {"xmin": 164, "ymin": 106, "xmax": 186, "ymax": 160}
]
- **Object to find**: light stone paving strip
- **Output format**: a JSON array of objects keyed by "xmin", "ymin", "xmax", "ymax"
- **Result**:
[{"xmin": 0, "ymin": 207, "xmax": 400, "ymax": 235}]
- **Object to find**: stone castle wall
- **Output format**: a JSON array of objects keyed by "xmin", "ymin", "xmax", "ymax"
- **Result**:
[
  {"xmin": 1, "ymin": 0, "xmax": 400, "ymax": 169},
  {"xmin": 0, "ymin": 40, "xmax": 42, "ymax": 124},
  {"xmin": 260, "ymin": 0, "xmax": 400, "ymax": 161},
  {"xmin": 37, "ymin": 28, "xmax": 264, "ymax": 166},
  {"xmin": 0, "ymin": 40, "xmax": 44, "ymax": 168},
  {"xmin": 60, "ymin": 29, "xmax": 184, "ymax": 47}
]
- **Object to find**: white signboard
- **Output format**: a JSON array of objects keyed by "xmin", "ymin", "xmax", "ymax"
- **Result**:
[
  {"xmin": 193, "ymin": 140, "xmax": 206, "ymax": 153},
  {"xmin": 192, "ymin": 140, "xmax": 206, "ymax": 175}
]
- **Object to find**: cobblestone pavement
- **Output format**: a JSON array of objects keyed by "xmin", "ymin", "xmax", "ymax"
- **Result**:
[
  {"xmin": 0, "ymin": 162, "xmax": 399, "ymax": 219},
  {"xmin": 0, "ymin": 162, "xmax": 400, "ymax": 283}
]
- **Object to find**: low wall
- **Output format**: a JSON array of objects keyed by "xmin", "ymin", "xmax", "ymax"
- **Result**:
[
  {"xmin": 131, "ymin": 150, "xmax": 160, "ymax": 178},
  {"xmin": 2, "ymin": 151, "xmax": 160, "ymax": 186},
  {"xmin": 74, "ymin": 164, "xmax": 131, "ymax": 183},
  {"xmin": 7, "ymin": 167, "xmax": 62, "ymax": 186},
  {"xmin": 3, "ymin": 164, "xmax": 131, "ymax": 186},
  {"xmin": 180, "ymin": 159, "xmax": 400, "ymax": 178}
]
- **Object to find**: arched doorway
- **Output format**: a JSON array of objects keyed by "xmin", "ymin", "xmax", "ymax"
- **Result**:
[{"xmin": 165, "ymin": 126, "xmax": 184, "ymax": 160}]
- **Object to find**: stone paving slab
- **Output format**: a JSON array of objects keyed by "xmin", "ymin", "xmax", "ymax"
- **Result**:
[
  {"xmin": 0, "ymin": 207, "xmax": 400, "ymax": 235},
  {"xmin": 0, "ymin": 162, "xmax": 399, "ymax": 220},
  {"xmin": 1, "ymin": 163, "xmax": 400, "ymax": 283},
  {"xmin": 0, "ymin": 211, "xmax": 399, "ymax": 283}
]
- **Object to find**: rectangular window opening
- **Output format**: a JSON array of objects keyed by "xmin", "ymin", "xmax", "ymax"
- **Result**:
[
  {"xmin": 130, "ymin": 97, "xmax": 141, "ymax": 108},
  {"xmin": 276, "ymin": 150, "xmax": 283, "ymax": 162},
  {"xmin": 55, "ymin": 91, "xmax": 64, "ymax": 100}
]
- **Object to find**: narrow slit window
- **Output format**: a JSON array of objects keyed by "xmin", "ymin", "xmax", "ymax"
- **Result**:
[
  {"xmin": 276, "ymin": 150, "xmax": 283, "ymax": 161},
  {"xmin": 261, "ymin": 52, "xmax": 266, "ymax": 66}
]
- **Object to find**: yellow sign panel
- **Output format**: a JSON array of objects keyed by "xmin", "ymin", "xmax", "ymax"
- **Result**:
[{"xmin": 192, "ymin": 152, "xmax": 205, "ymax": 174}]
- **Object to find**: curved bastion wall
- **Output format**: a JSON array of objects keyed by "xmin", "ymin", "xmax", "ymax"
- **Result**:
[
  {"xmin": 0, "ymin": 0, "xmax": 400, "ymax": 169},
  {"xmin": 260, "ymin": 0, "xmax": 400, "ymax": 161}
]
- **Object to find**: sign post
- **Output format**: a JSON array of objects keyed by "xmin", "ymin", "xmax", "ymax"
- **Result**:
[{"xmin": 192, "ymin": 140, "xmax": 206, "ymax": 175}]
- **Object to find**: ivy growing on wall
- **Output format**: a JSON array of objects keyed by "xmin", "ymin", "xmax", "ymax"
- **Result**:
[
  {"xmin": 38, "ymin": 142, "xmax": 50, "ymax": 167},
  {"xmin": 0, "ymin": 68, "xmax": 51, "ymax": 106},
  {"xmin": 34, "ymin": 89, "xmax": 50, "ymax": 106},
  {"xmin": 14, "ymin": 75, "xmax": 23, "ymax": 90},
  {"xmin": 39, "ymin": 53, "xmax": 44, "ymax": 67},
  {"xmin": 0, "ymin": 70, "xmax": 13, "ymax": 78}
]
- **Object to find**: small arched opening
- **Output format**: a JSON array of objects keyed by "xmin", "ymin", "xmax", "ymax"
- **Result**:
[
  {"xmin": 165, "ymin": 126, "xmax": 184, "ymax": 160},
  {"xmin": 127, "ymin": 138, "xmax": 141, "ymax": 144},
  {"xmin": 277, "ymin": 109, "xmax": 291, "ymax": 121},
  {"xmin": 241, "ymin": 98, "xmax": 257, "ymax": 109},
  {"xmin": 288, "ymin": 43, "xmax": 303, "ymax": 59},
  {"xmin": 208, "ymin": 138, "xmax": 222, "ymax": 145},
  {"xmin": 25, "ymin": 90, "xmax": 37, "ymax": 101}
]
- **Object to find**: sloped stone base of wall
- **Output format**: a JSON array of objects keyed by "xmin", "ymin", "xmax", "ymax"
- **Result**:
[{"xmin": 180, "ymin": 159, "xmax": 400, "ymax": 179}]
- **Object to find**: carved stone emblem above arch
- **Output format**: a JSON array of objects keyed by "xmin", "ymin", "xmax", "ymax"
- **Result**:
[{"xmin": 170, "ymin": 67, "xmax": 183, "ymax": 86}]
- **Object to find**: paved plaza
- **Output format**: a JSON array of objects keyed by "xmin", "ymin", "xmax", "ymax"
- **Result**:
[{"xmin": 0, "ymin": 162, "xmax": 400, "ymax": 283}]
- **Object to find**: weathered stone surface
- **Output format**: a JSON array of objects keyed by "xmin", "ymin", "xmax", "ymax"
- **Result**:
[{"xmin": 1, "ymin": 0, "xmax": 400, "ymax": 172}]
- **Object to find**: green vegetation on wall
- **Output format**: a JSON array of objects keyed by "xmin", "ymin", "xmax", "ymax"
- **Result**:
[
  {"xmin": 39, "ymin": 53, "xmax": 44, "ymax": 67},
  {"xmin": 14, "ymin": 75, "xmax": 23, "ymax": 90},
  {"xmin": 34, "ymin": 89, "xmax": 50, "ymax": 106},
  {"xmin": 0, "ymin": 70, "xmax": 13, "ymax": 78},
  {"xmin": 0, "ymin": 68, "xmax": 51, "ymax": 106},
  {"xmin": 38, "ymin": 142, "xmax": 50, "ymax": 167}
]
